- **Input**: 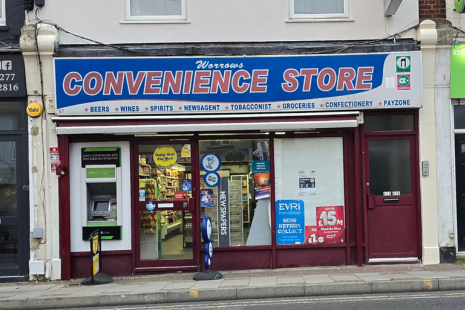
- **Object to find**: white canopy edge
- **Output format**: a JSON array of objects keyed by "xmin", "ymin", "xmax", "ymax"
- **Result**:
[{"xmin": 56, "ymin": 119, "xmax": 358, "ymax": 135}]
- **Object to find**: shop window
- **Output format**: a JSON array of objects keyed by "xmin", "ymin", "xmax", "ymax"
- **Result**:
[
  {"xmin": 0, "ymin": 102, "xmax": 21, "ymax": 131},
  {"xmin": 127, "ymin": 0, "xmax": 186, "ymax": 21},
  {"xmin": 364, "ymin": 114, "xmax": 414, "ymax": 132},
  {"xmin": 199, "ymin": 139, "xmax": 271, "ymax": 247},
  {"xmin": 274, "ymin": 137, "xmax": 345, "ymax": 245},
  {"xmin": 290, "ymin": 0, "xmax": 348, "ymax": 19}
]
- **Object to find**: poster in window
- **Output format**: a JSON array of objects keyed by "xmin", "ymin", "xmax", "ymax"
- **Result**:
[
  {"xmin": 305, "ymin": 206, "xmax": 344, "ymax": 244},
  {"xmin": 200, "ymin": 189, "xmax": 214, "ymax": 207}
]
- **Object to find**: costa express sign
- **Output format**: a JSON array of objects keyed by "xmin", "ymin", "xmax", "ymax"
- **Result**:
[{"xmin": 54, "ymin": 52, "xmax": 422, "ymax": 115}]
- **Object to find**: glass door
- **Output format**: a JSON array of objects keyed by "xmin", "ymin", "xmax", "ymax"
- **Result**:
[
  {"xmin": 0, "ymin": 137, "xmax": 21, "ymax": 277},
  {"xmin": 135, "ymin": 141, "xmax": 198, "ymax": 269}
]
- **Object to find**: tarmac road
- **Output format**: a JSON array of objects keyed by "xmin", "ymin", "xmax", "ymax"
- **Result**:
[{"xmin": 55, "ymin": 290, "xmax": 465, "ymax": 310}]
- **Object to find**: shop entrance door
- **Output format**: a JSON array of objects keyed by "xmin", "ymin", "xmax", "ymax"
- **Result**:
[
  {"xmin": 365, "ymin": 136, "xmax": 420, "ymax": 262},
  {"xmin": 0, "ymin": 136, "xmax": 25, "ymax": 278},
  {"xmin": 134, "ymin": 141, "xmax": 198, "ymax": 271}
]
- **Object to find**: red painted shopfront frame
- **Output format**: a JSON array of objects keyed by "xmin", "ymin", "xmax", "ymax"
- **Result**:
[{"xmin": 56, "ymin": 112, "xmax": 420, "ymax": 280}]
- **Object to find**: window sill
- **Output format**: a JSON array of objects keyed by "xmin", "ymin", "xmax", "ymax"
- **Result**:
[
  {"xmin": 285, "ymin": 18, "xmax": 354, "ymax": 23},
  {"xmin": 0, "ymin": 25, "xmax": 9, "ymax": 31},
  {"xmin": 120, "ymin": 20, "xmax": 191, "ymax": 24}
]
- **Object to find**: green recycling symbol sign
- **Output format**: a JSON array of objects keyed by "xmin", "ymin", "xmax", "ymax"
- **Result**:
[
  {"xmin": 397, "ymin": 74, "xmax": 410, "ymax": 90},
  {"xmin": 456, "ymin": 0, "xmax": 465, "ymax": 13}
]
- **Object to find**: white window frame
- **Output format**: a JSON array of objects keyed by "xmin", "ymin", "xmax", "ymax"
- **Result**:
[
  {"xmin": 289, "ymin": 0, "xmax": 349, "ymax": 20},
  {"xmin": 0, "ymin": 0, "xmax": 6, "ymax": 26},
  {"xmin": 125, "ymin": 0, "xmax": 186, "ymax": 22}
]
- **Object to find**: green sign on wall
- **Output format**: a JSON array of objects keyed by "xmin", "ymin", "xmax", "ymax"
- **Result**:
[{"xmin": 451, "ymin": 45, "xmax": 465, "ymax": 99}]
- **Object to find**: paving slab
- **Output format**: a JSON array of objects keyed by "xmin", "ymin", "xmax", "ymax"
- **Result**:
[
  {"xmin": 382, "ymin": 273, "xmax": 420, "ymax": 280},
  {"xmin": 249, "ymin": 277, "xmax": 277, "ymax": 287},
  {"xmin": 329, "ymin": 274, "xmax": 362, "ymax": 282},
  {"xmin": 435, "ymin": 271, "xmax": 465, "ymax": 277},
  {"xmin": 161, "ymin": 281, "xmax": 196, "ymax": 290},
  {"xmin": 355, "ymin": 273, "xmax": 390, "ymax": 282},
  {"xmin": 130, "ymin": 281, "xmax": 171, "ymax": 293},
  {"xmin": 97, "ymin": 284, "xmax": 143, "ymax": 294},
  {"xmin": 220, "ymin": 279, "xmax": 250, "ymax": 287},
  {"xmin": 407, "ymin": 271, "xmax": 449, "ymax": 279},
  {"xmin": 192, "ymin": 279, "xmax": 224, "ymax": 289},
  {"xmin": 277, "ymin": 276, "xmax": 305, "ymax": 285},
  {"xmin": 303, "ymin": 274, "xmax": 334, "ymax": 284},
  {"xmin": 40, "ymin": 286, "xmax": 87, "ymax": 296}
]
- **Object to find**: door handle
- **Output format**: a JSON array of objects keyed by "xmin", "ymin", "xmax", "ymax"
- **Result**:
[
  {"xmin": 383, "ymin": 198, "xmax": 399, "ymax": 203},
  {"xmin": 188, "ymin": 197, "xmax": 195, "ymax": 213},
  {"xmin": 368, "ymin": 194, "xmax": 375, "ymax": 209}
]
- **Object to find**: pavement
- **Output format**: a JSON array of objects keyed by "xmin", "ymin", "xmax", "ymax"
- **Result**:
[{"xmin": 2, "ymin": 263, "xmax": 465, "ymax": 309}]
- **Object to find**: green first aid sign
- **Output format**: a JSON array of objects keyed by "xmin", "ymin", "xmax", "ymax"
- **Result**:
[{"xmin": 451, "ymin": 45, "xmax": 465, "ymax": 99}]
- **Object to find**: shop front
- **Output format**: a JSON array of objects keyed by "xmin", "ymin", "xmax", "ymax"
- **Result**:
[{"xmin": 52, "ymin": 52, "xmax": 423, "ymax": 279}]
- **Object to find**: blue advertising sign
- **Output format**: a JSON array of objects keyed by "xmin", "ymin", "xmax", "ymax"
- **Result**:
[
  {"xmin": 276, "ymin": 200, "xmax": 305, "ymax": 245},
  {"xmin": 252, "ymin": 160, "xmax": 270, "ymax": 173},
  {"xmin": 54, "ymin": 52, "xmax": 422, "ymax": 115}
]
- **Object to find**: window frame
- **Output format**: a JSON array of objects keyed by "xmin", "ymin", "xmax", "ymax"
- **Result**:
[
  {"xmin": 289, "ymin": 0, "xmax": 349, "ymax": 20},
  {"xmin": 125, "ymin": 0, "xmax": 187, "ymax": 21},
  {"xmin": 0, "ymin": 0, "xmax": 6, "ymax": 26}
]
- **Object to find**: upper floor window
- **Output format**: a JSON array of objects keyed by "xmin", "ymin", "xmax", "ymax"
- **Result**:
[
  {"xmin": 127, "ymin": 0, "xmax": 186, "ymax": 21},
  {"xmin": 290, "ymin": 0, "xmax": 348, "ymax": 19},
  {"xmin": 0, "ymin": 0, "xmax": 5, "ymax": 26}
]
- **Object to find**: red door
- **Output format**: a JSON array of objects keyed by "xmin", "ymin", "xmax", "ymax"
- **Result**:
[
  {"xmin": 365, "ymin": 136, "xmax": 420, "ymax": 263},
  {"xmin": 134, "ymin": 140, "xmax": 199, "ymax": 271}
]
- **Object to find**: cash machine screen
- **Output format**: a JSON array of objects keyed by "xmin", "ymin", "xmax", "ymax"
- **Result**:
[{"xmin": 94, "ymin": 201, "xmax": 110, "ymax": 212}]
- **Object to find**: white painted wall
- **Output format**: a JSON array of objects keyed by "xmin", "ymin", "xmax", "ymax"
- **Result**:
[
  {"xmin": 419, "ymin": 20, "xmax": 440, "ymax": 264},
  {"xmin": 30, "ymin": 0, "xmax": 418, "ymax": 44},
  {"xmin": 435, "ymin": 45, "xmax": 454, "ymax": 248}
]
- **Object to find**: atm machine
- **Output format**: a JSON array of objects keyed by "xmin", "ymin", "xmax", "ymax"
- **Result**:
[{"xmin": 81, "ymin": 147, "xmax": 122, "ymax": 240}]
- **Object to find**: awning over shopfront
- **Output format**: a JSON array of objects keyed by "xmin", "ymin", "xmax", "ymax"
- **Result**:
[{"xmin": 52, "ymin": 112, "xmax": 360, "ymax": 135}]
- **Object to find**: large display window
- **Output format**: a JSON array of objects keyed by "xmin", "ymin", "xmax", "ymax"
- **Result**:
[
  {"xmin": 274, "ymin": 137, "xmax": 345, "ymax": 245},
  {"xmin": 199, "ymin": 139, "xmax": 271, "ymax": 247}
]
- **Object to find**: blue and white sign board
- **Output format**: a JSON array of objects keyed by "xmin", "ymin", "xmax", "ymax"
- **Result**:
[
  {"xmin": 252, "ymin": 160, "xmax": 270, "ymax": 173},
  {"xmin": 276, "ymin": 200, "xmax": 305, "ymax": 245},
  {"xmin": 54, "ymin": 52, "xmax": 422, "ymax": 116},
  {"xmin": 204, "ymin": 172, "xmax": 221, "ymax": 188},
  {"xmin": 200, "ymin": 153, "xmax": 221, "ymax": 172}
]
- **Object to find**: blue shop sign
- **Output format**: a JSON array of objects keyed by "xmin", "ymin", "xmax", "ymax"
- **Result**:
[
  {"xmin": 54, "ymin": 52, "xmax": 422, "ymax": 115},
  {"xmin": 276, "ymin": 200, "xmax": 305, "ymax": 245}
]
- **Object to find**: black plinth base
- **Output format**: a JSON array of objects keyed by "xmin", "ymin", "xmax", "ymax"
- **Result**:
[
  {"xmin": 81, "ymin": 272, "xmax": 113, "ymax": 285},
  {"xmin": 193, "ymin": 270, "xmax": 223, "ymax": 281}
]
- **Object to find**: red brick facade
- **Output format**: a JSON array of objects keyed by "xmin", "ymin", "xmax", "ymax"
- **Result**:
[{"xmin": 419, "ymin": 0, "xmax": 446, "ymax": 20}]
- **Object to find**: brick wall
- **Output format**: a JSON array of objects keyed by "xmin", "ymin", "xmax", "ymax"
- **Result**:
[
  {"xmin": 419, "ymin": 0, "xmax": 446, "ymax": 20},
  {"xmin": 0, "ymin": 1, "xmax": 26, "ymax": 45}
]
